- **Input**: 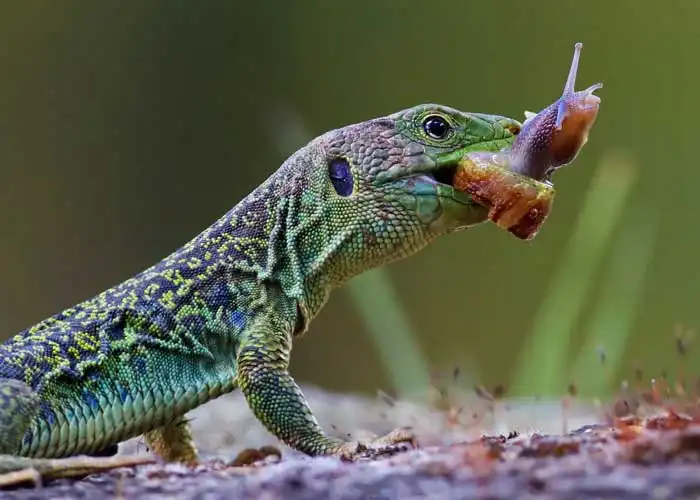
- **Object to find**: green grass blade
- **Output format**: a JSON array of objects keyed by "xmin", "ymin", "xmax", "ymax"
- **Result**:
[
  {"xmin": 346, "ymin": 270, "xmax": 431, "ymax": 397},
  {"xmin": 569, "ymin": 203, "xmax": 658, "ymax": 398},
  {"xmin": 511, "ymin": 154, "xmax": 638, "ymax": 397}
]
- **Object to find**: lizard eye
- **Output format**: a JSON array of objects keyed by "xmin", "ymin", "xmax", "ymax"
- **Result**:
[
  {"xmin": 422, "ymin": 115, "xmax": 450, "ymax": 140},
  {"xmin": 328, "ymin": 157, "xmax": 353, "ymax": 196}
]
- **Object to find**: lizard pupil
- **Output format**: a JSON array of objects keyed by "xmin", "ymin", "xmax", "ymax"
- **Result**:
[
  {"xmin": 423, "ymin": 116, "xmax": 449, "ymax": 140},
  {"xmin": 328, "ymin": 158, "xmax": 353, "ymax": 196}
]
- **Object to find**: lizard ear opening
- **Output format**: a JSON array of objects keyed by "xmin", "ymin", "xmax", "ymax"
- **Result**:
[{"xmin": 328, "ymin": 158, "xmax": 354, "ymax": 197}]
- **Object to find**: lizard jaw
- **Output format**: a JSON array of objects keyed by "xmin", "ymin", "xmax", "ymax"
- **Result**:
[
  {"xmin": 414, "ymin": 164, "xmax": 472, "ymax": 205},
  {"xmin": 396, "ymin": 172, "xmax": 489, "ymax": 232}
]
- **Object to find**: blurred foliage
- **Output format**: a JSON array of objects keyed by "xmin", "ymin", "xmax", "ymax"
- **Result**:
[{"xmin": 0, "ymin": 1, "xmax": 698, "ymax": 401}]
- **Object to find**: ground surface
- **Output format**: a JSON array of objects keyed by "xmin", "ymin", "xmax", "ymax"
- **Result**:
[{"xmin": 2, "ymin": 385, "xmax": 700, "ymax": 499}]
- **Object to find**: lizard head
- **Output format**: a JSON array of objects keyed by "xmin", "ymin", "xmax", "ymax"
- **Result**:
[
  {"xmin": 277, "ymin": 104, "xmax": 521, "ymax": 312},
  {"xmin": 312, "ymin": 103, "xmax": 521, "ymax": 238}
]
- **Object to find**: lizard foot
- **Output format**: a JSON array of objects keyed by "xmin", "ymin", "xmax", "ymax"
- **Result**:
[
  {"xmin": 335, "ymin": 426, "xmax": 417, "ymax": 462},
  {"xmin": 0, "ymin": 454, "xmax": 156, "ymax": 489}
]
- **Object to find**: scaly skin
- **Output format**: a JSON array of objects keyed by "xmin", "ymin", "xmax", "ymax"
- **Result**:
[{"xmin": 0, "ymin": 104, "xmax": 522, "ymax": 482}]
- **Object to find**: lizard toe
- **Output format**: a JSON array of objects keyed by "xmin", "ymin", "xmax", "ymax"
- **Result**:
[{"xmin": 336, "ymin": 426, "xmax": 417, "ymax": 462}]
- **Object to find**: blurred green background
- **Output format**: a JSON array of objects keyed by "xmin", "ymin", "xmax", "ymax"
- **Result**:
[{"xmin": 0, "ymin": 1, "xmax": 696, "ymax": 402}]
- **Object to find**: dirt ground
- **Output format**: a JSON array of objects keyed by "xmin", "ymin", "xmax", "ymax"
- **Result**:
[{"xmin": 2, "ymin": 384, "xmax": 700, "ymax": 499}]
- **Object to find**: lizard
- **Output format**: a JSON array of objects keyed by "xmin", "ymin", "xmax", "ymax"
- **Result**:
[
  {"xmin": 0, "ymin": 104, "xmax": 526, "ymax": 484},
  {"xmin": 0, "ymin": 40, "xmax": 601, "ymax": 486}
]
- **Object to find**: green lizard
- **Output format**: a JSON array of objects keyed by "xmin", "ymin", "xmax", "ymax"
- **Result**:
[
  {"xmin": 0, "ymin": 40, "xmax": 601, "ymax": 485},
  {"xmin": 0, "ymin": 105, "xmax": 523, "ymax": 481}
]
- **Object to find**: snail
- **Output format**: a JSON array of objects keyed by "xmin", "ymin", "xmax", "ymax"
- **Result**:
[{"xmin": 454, "ymin": 42, "xmax": 602, "ymax": 240}]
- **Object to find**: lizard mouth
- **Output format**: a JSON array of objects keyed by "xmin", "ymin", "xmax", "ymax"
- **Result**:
[
  {"xmin": 431, "ymin": 164, "xmax": 458, "ymax": 187},
  {"xmin": 403, "ymin": 166, "xmax": 489, "ymax": 230},
  {"xmin": 419, "ymin": 131, "xmax": 522, "ymax": 192},
  {"xmin": 415, "ymin": 163, "xmax": 460, "ymax": 193},
  {"xmin": 403, "ymin": 131, "xmax": 523, "ymax": 204},
  {"xmin": 409, "ymin": 165, "xmax": 474, "ymax": 207}
]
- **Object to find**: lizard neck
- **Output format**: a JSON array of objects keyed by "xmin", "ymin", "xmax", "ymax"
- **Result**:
[
  {"xmin": 177, "ymin": 147, "xmax": 437, "ymax": 334},
  {"xmin": 172, "ymin": 157, "xmax": 327, "ymax": 334}
]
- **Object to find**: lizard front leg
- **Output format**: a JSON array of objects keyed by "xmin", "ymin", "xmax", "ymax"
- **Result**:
[{"xmin": 237, "ymin": 316, "xmax": 414, "ymax": 460}]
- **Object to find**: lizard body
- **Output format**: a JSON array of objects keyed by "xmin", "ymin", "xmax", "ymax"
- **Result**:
[{"xmin": 0, "ymin": 104, "xmax": 522, "ymax": 478}]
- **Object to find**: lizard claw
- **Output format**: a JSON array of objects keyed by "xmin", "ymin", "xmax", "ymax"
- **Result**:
[{"xmin": 336, "ymin": 426, "xmax": 417, "ymax": 462}]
